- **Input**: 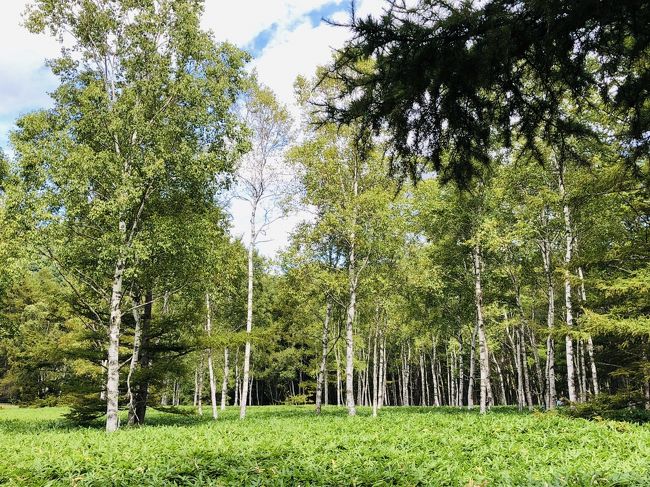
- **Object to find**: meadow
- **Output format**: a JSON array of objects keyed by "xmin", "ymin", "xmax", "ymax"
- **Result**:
[{"xmin": 1, "ymin": 406, "xmax": 649, "ymax": 486}]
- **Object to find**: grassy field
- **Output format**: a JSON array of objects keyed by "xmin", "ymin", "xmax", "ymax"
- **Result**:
[{"xmin": 0, "ymin": 406, "xmax": 648, "ymax": 486}]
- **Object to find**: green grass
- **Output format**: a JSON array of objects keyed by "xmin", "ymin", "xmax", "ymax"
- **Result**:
[{"xmin": 1, "ymin": 406, "xmax": 648, "ymax": 486}]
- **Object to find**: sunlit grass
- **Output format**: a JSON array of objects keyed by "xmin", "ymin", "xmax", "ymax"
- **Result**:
[{"xmin": 1, "ymin": 405, "xmax": 648, "ymax": 485}]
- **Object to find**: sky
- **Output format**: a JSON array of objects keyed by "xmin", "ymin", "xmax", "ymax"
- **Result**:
[{"xmin": 0, "ymin": 0, "xmax": 386, "ymax": 258}]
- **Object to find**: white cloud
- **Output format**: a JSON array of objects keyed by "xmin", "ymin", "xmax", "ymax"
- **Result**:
[
  {"xmin": 249, "ymin": 0, "xmax": 385, "ymax": 107},
  {"xmin": 202, "ymin": 0, "xmax": 346, "ymax": 46},
  {"xmin": 252, "ymin": 21, "xmax": 349, "ymax": 106},
  {"xmin": 0, "ymin": 1, "xmax": 59, "ymax": 144}
]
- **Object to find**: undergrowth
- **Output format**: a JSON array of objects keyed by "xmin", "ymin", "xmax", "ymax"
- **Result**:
[{"xmin": 1, "ymin": 406, "xmax": 648, "ymax": 486}]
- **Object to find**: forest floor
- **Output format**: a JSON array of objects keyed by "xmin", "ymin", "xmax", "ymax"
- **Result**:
[{"xmin": 1, "ymin": 405, "xmax": 648, "ymax": 486}]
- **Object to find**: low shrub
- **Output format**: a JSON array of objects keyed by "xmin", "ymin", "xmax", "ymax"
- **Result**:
[
  {"xmin": 283, "ymin": 394, "xmax": 311, "ymax": 405},
  {"xmin": 563, "ymin": 391, "xmax": 650, "ymax": 424}
]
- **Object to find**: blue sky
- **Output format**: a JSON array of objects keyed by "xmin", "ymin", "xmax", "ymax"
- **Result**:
[{"xmin": 0, "ymin": 0, "xmax": 385, "ymax": 256}]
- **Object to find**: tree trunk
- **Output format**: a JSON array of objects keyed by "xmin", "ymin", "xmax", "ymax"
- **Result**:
[
  {"xmin": 100, "ymin": 360, "xmax": 107, "ymax": 400},
  {"xmin": 521, "ymin": 329, "xmax": 534, "ymax": 409},
  {"xmin": 377, "ymin": 332, "xmax": 386, "ymax": 411},
  {"xmin": 205, "ymin": 293, "xmax": 218, "ymax": 419},
  {"xmin": 133, "ymin": 290, "xmax": 153, "ymax": 425},
  {"xmin": 438, "ymin": 360, "xmax": 446, "ymax": 406},
  {"xmin": 577, "ymin": 264, "xmax": 599, "ymax": 396},
  {"xmin": 335, "ymin": 342, "xmax": 342, "ymax": 406},
  {"xmin": 402, "ymin": 344, "xmax": 412, "ymax": 406},
  {"xmin": 396, "ymin": 364, "xmax": 402, "ymax": 406},
  {"xmin": 234, "ymin": 348, "xmax": 240, "ymax": 407},
  {"xmin": 450, "ymin": 347, "xmax": 457, "ymax": 407},
  {"xmin": 240, "ymin": 204, "xmax": 256, "ymax": 419},
  {"xmin": 492, "ymin": 353, "xmax": 508, "ymax": 405},
  {"xmin": 557, "ymin": 160, "xmax": 577, "ymax": 403},
  {"xmin": 467, "ymin": 326, "xmax": 477, "ymax": 409},
  {"xmin": 508, "ymin": 323, "xmax": 525, "ymax": 411},
  {"xmin": 106, "ymin": 257, "xmax": 125, "ymax": 433},
  {"xmin": 457, "ymin": 333, "xmax": 464, "ymax": 407},
  {"xmin": 642, "ymin": 350, "xmax": 650, "ymax": 410},
  {"xmin": 378, "ymin": 342, "xmax": 390, "ymax": 409},
  {"xmin": 196, "ymin": 355, "xmax": 204, "ymax": 416},
  {"xmin": 127, "ymin": 293, "xmax": 143, "ymax": 426},
  {"xmin": 372, "ymin": 328, "xmax": 379, "ymax": 417},
  {"xmin": 324, "ymin": 362, "xmax": 329, "ymax": 406},
  {"xmin": 221, "ymin": 347, "xmax": 229, "ymax": 410},
  {"xmin": 315, "ymin": 300, "xmax": 332, "ymax": 414},
  {"xmin": 345, "ymin": 252, "xmax": 357, "ymax": 416},
  {"xmin": 431, "ymin": 338, "xmax": 440, "ymax": 406},
  {"xmin": 473, "ymin": 243, "xmax": 490, "ymax": 414},
  {"xmin": 578, "ymin": 339, "xmax": 588, "ymax": 401},
  {"xmin": 528, "ymin": 328, "xmax": 545, "ymax": 406},
  {"xmin": 344, "ymin": 159, "xmax": 360, "ymax": 417},
  {"xmin": 586, "ymin": 335, "xmax": 599, "ymax": 396},
  {"xmin": 541, "ymin": 230, "xmax": 557, "ymax": 409},
  {"xmin": 419, "ymin": 352, "xmax": 426, "ymax": 407},
  {"xmin": 357, "ymin": 358, "xmax": 364, "ymax": 406},
  {"xmin": 194, "ymin": 362, "xmax": 199, "ymax": 408}
]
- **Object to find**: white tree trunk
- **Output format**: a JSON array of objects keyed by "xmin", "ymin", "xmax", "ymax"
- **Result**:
[
  {"xmin": 241, "ymin": 205, "xmax": 256, "ymax": 419},
  {"xmin": 234, "ymin": 348, "xmax": 240, "ymax": 406},
  {"xmin": 316, "ymin": 300, "xmax": 332, "ymax": 414},
  {"xmin": 521, "ymin": 329, "xmax": 534, "ymax": 409},
  {"xmin": 335, "ymin": 343, "xmax": 341, "ymax": 406},
  {"xmin": 431, "ymin": 336, "xmax": 440, "ymax": 407},
  {"xmin": 492, "ymin": 353, "xmax": 508, "ymax": 405},
  {"xmin": 127, "ymin": 296, "xmax": 143, "ymax": 426},
  {"xmin": 106, "ymin": 256, "xmax": 125, "ymax": 433},
  {"xmin": 221, "ymin": 347, "xmax": 229, "ymax": 410},
  {"xmin": 508, "ymin": 323, "xmax": 525, "ymax": 411},
  {"xmin": 196, "ymin": 355, "xmax": 204, "ymax": 416},
  {"xmin": 642, "ymin": 352, "xmax": 650, "ymax": 411},
  {"xmin": 377, "ymin": 332, "xmax": 386, "ymax": 411},
  {"xmin": 372, "ymin": 328, "xmax": 379, "ymax": 417},
  {"xmin": 586, "ymin": 335, "xmax": 599, "ymax": 396},
  {"xmin": 194, "ymin": 365, "xmax": 199, "ymax": 407},
  {"xmin": 457, "ymin": 333, "xmax": 464, "ymax": 407},
  {"xmin": 557, "ymin": 160, "xmax": 577, "ymax": 403},
  {"xmin": 577, "ymin": 264, "xmax": 599, "ymax": 396},
  {"xmin": 473, "ymin": 243, "xmax": 491, "ymax": 414},
  {"xmin": 467, "ymin": 327, "xmax": 477, "ymax": 408},
  {"xmin": 419, "ymin": 352, "xmax": 426, "ymax": 406},
  {"xmin": 541, "ymin": 231, "xmax": 557, "ymax": 409},
  {"xmin": 205, "ymin": 294, "xmax": 218, "ymax": 419},
  {"xmin": 345, "ymin": 247, "xmax": 357, "ymax": 416},
  {"xmin": 381, "ymin": 337, "xmax": 388, "ymax": 408}
]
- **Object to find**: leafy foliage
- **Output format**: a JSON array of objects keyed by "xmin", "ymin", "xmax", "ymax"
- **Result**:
[
  {"xmin": 2, "ymin": 406, "xmax": 650, "ymax": 485},
  {"xmin": 563, "ymin": 391, "xmax": 650, "ymax": 424},
  {"xmin": 327, "ymin": 0, "xmax": 650, "ymax": 184}
]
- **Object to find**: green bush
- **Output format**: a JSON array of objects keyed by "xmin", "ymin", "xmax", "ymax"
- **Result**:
[
  {"xmin": 63, "ymin": 393, "xmax": 105, "ymax": 425},
  {"xmin": 283, "ymin": 393, "xmax": 311, "ymax": 405},
  {"xmin": 563, "ymin": 391, "xmax": 650, "ymax": 424}
]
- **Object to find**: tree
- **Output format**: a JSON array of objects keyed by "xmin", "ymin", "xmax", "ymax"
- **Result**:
[
  {"xmin": 326, "ymin": 0, "xmax": 649, "ymax": 184},
  {"xmin": 13, "ymin": 0, "xmax": 248, "ymax": 431},
  {"xmin": 236, "ymin": 83, "xmax": 292, "ymax": 419},
  {"xmin": 290, "ymin": 72, "xmax": 402, "ymax": 415}
]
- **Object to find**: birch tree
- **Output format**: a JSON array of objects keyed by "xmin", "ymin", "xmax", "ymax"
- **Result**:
[
  {"xmin": 14, "ymin": 0, "xmax": 248, "ymax": 431},
  {"xmin": 236, "ymin": 84, "xmax": 291, "ymax": 419}
]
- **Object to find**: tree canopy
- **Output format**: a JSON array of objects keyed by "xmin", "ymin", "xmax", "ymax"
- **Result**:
[{"xmin": 325, "ymin": 0, "xmax": 650, "ymax": 184}]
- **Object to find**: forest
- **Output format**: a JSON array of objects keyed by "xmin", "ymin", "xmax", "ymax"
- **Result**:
[{"xmin": 0, "ymin": 0, "xmax": 649, "ymax": 485}]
